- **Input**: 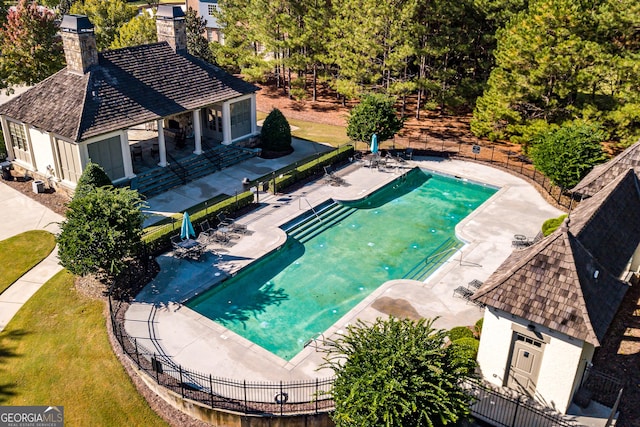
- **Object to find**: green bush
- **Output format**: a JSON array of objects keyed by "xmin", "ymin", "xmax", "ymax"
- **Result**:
[
  {"xmin": 448, "ymin": 326, "xmax": 474, "ymax": 342},
  {"xmin": 451, "ymin": 337, "xmax": 480, "ymax": 360},
  {"xmin": 542, "ymin": 214, "xmax": 568, "ymax": 236},
  {"xmin": 74, "ymin": 162, "xmax": 112, "ymax": 198},
  {"xmin": 474, "ymin": 318, "xmax": 483, "ymax": 337},
  {"xmin": 261, "ymin": 108, "xmax": 292, "ymax": 152}
]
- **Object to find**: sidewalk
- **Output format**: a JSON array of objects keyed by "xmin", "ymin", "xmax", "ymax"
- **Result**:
[{"xmin": 0, "ymin": 182, "xmax": 64, "ymax": 332}]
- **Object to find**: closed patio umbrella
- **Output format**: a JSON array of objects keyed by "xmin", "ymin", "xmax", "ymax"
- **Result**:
[
  {"xmin": 371, "ymin": 133, "xmax": 379, "ymax": 155},
  {"xmin": 180, "ymin": 211, "xmax": 196, "ymax": 240}
]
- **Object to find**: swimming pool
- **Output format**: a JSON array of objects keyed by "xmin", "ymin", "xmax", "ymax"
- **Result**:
[{"xmin": 186, "ymin": 168, "xmax": 497, "ymax": 360}]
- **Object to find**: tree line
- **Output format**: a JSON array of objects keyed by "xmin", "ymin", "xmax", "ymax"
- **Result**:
[{"xmin": 0, "ymin": 0, "xmax": 638, "ymax": 151}]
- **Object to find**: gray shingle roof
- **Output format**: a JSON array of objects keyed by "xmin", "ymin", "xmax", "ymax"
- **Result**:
[
  {"xmin": 0, "ymin": 42, "xmax": 258, "ymax": 142},
  {"xmin": 473, "ymin": 169, "xmax": 640, "ymax": 345},
  {"xmin": 572, "ymin": 139, "xmax": 640, "ymax": 197}
]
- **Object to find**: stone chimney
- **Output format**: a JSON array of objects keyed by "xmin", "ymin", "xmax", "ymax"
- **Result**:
[
  {"xmin": 60, "ymin": 15, "xmax": 98, "ymax": 74},
  {"xmin": 156, "ymin": 5, "xmax": 187, "ymax": 53}
]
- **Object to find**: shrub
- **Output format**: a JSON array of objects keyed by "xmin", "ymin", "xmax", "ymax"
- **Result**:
[
  {"xmin": 74, "ymin": 162, "xmax": 112, "ymax": 198},
  {"xmin": 451, "ymin": 337, "xmax": 480, "ymax": 361},
  {"xmin": 448, "ymin": 326, "xmax": 474, "ymax": 342},
  {"xmin": 542, "ymin": 214, "xmax": 568, "ymax": 236},
  {"xmin": 474, "ymin": 317, "xmax": 484, "ymax": 337},
  {"xmin": 261, "ymin": 108, "xmax": 292, "ymax": 152}
]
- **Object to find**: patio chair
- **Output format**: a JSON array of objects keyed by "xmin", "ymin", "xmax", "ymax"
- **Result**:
[
  {"xmin": 131, "ymin": 145, "xmax": 143, "ymax": 161},
  {"xmin": 453, "ymin": 286, "xmax": 474, "ymax": 300},
  {"xmin": 468, "ymin": 279, "xmax": 483, "ymax": 289},
  {"xmin": 217, "ymin": 212, "xmax": 248, "ymax": 234},
  {"xmin": 199, "ymin": 220, "xmax": 215, "ymax": 239},
  {"xmin": 323, "ymin": 166, "xmax": 346, "ymax": 186},
  {"xmin": 170, "ymin": 234, "xmax": 187, "ymax": 258}
]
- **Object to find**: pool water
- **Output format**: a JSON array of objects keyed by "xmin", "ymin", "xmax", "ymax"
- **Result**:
[{"xmin": 186, "ymin": 169, "xmax": 496, "ymax": 360}]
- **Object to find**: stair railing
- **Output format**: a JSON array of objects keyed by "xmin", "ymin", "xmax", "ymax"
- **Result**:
[{"xmin": 299, "ymin": 197, "xmax": 323, "ymax": 222}]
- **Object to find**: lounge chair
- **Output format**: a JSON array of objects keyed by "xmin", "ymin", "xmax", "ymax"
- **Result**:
[
  {"xmin": 199, "ymin": 220, "xmax": 216, "ymax": 240},
  {"xmin": 453, "ymin": 286, "xmax": 474, "ymax": 299},
  {"xmin": 468, "ymin": 279, "xmax": 483, "ymax": 289},
  {"xmin": 323, "ymin": 166, "xmax": 346, "ymax": 186},
  {"xmin": 217, "ymin": 212, "xmax": 248, "ymax": 234}
]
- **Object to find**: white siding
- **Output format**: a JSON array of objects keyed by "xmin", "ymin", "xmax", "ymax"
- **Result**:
[
  {"xmin": 28, "ymin": 127, "xmax": 55, "ymax": 175},
  {"xmin": 477, "ymin": 307, "xmax": 591, "ymax": 413}
]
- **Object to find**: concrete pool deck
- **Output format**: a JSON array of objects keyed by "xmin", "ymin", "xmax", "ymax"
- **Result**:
[{"xmin": 125, "ymin": 157, "xmax": 563, "ymax": 382}]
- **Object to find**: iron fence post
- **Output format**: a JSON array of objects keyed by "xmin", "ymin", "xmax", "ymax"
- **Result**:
[
  {"xmin": 244, "ymin": 380, "xmax": 248, "ymax": 413},
  {"xmin": 280, "ymin": 380, "xmax": 284, "ymax": 416},
  {"xmin": 134, "ymin": 338, "xmax": 140, "ymax": 365},
  {"xmin": 154, "ymin": 353, "xmax": 159, "ymax": 383},
  {"xmin": 506, "ymin": 154, "xmax": 510, "ymax": 168},
  {"xmin": 511, "ymin": 395, "xmax": 521, "ymax": 426},
  {"xmin": 209, "ymin": 374, "xmax": 214, "ymax": 408},
  {"xmin": 315, "ymin": 378, "xmax": 319, "ymax": 414},
  {"xmin": 179, "ymin": 365, "xmax": 184, "ymax": 398},
  {"xmin": 491, "ymin": 146, "xmax": 494, "ymax": 162}
]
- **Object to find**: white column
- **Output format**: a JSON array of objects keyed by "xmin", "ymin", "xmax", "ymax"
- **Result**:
[
  {"xmin": 157, "ymin": 119, "xmax": 167, "ymax": 167},
  {"xmin": 222, "ymin": 101, "xmax": 231, "ymax": 145},
  {"xmin": 193, "ymin": 109, "xmax": 202, "ymax": 155},
  {"xmin": 122, "ymin": 130, "xmax": 135, "ymax": 178},
  {"xmin": 250, "ymin": 94, "xmax": 258, "ymax": 135}
]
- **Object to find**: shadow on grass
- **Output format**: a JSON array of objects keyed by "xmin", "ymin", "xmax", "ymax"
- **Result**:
[{"xmin": 0, "ymin": 329, "xmax": 30, "ymax": 403}]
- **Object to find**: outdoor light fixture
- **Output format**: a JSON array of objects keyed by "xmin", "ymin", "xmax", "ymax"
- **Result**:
[
  {"xmin": 594, "ymin": 270, "xmax": 600, "ymax": 279},
  {"xmin": 527, "ymin": 324, "xmax": 536, "ymax": 331}
]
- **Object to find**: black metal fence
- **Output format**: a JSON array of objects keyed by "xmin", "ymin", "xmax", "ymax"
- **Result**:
[
  {"xmin": 392, "ymin": 134, "xmax": 576, "ymax": 210},
  {"xmin": 465, "ymin": 381, "xmax": 582, "ymax": 427},
  {"xmin": 108, "ymin": 297, "xmax": 335, "ymax": 416},
  {"xmin": 579, "ymin": 364, "xmax": 625, "ymax": 408}
]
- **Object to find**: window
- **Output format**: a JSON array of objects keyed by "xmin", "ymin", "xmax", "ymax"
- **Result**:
[
  {"xmin": 207, "ymin": 3, "xmax": 218, "ymax": 16},
  {"xmin": 7, "ymin": 121, "xmax": 30, "ymax": 164},
  {"xmin": 55, "ymin": 138, "xmax": 82, "ymax": 183},
  {"xmin": 230, "ymin": 98, "xmax": 251, "ymax": 140}
]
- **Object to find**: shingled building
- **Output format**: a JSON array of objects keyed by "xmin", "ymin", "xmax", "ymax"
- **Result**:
[
  {"xmin": 472, "ymin": 168, "xmax": 640, "ymax": 413},
  {"xmin": 0, "ymin": 6, "xmax": 258, "ymax": 191}
]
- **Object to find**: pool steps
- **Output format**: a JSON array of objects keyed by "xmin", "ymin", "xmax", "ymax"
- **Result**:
[
  {"xmin": 403, "ymin": 237, "xmax": 462, "ymax": 281},
  {"xmin": 281, "ymin": 200, "xmax": 357, "ymax": 244}
]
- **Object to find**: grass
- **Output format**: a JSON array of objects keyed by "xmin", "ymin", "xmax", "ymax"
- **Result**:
[
  {"xmin": 257, "ymin": 111, "xmax": 350, "ymax": 147},
  {"xmin": 0, "ymin": 231, "xmax": 55, "ymax": 294},
  {"xmin": 0, "ymin": 270, "xmax": 168, "ymax": 426}
]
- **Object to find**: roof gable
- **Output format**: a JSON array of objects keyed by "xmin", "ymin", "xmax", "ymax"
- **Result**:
[
  {"xmin": 0, "ymin": 42, "xmax": 258, "ymax": 141},
  {"xmin": 572, "ymin": 139, "xmax": 640, "ymax": 197}
]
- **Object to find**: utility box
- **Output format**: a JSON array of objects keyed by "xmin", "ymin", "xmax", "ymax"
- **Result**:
[{"xmin": 32, "ymin": 179, "xmax": 44, "ymax": 194}]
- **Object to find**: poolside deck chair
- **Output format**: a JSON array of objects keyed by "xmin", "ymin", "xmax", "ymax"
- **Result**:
[
  {"xmin": 468, "ymin": 279, "xmax": 483, "ymax": 289},
  {"xmin": 323, "ymin": 166, "xmax": 346, "ymax": 186},
  {"xmin": 217, "ymin": 212, "xmax": 248, "ymax": 234},
  {"xmin": 453, "ymin": 286, "xmax": 474, "ymax": 300}
]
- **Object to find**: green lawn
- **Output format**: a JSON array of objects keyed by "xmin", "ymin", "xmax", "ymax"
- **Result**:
[
  {"xmin": 0, "ymin": 230, "xmax": 55, "ymax": 294},
  {"xmin": 257, "ymin": 111, "xmax": 350, "ymax": 147},
  {"xmin": 0, "ymin": 268, "xmax": 168, "ymax": 425}
]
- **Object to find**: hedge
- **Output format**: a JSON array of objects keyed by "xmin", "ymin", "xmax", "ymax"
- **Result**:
[{"xmin": 265, "ymin": 145, "xmax": 354, "ymax": 193}]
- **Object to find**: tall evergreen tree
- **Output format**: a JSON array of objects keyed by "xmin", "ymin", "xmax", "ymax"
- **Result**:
[{"xmin": 186, "ymin": 7, "xmax": 214, "ymax": 63}]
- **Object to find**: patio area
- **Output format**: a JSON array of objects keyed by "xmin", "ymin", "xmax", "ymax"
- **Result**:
[{"xmin": 125, "ymin": 157, "xmax": 563, "ymax": 382}]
